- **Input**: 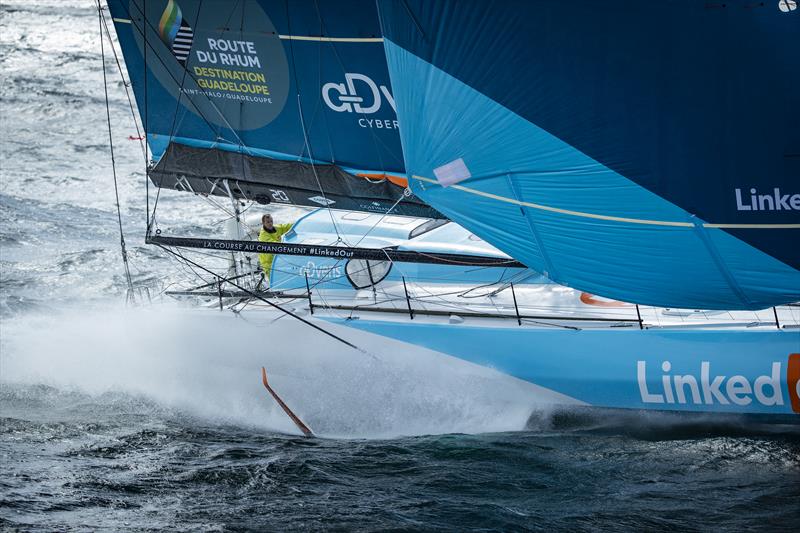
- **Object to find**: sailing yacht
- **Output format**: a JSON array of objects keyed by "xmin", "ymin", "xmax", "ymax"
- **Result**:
[{"xmin": 102, "ymin": 0, "xmax": 800, "ymax": 422}]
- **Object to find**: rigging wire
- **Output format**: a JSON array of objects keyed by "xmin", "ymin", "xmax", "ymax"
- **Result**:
[
  {"xmin": 124, "ymin": 0, "xmax": 287, "ymax": 246},
  {"xmin": 98, "ymin": 0, "xmax": 135, "ymax": 300},
  {"xmin": 295, "ymin": 96, "xmax": 343, "ymax": 240},
  {"xmin": 98, "ymin": 4, "xmax": 166, "ymax": 291},
  {"xmin": 122, "ymin": 1, "xmax": 253, "ymax": 151},
  {"xmin": 155, "ymin": 243, "xmax": 370, "ymax": 355},
  {"xmin": 98, "ymin": 6, "xmax": 146, "ymax": 163},
  {"xmin": 313, "ymin": 6, "xmax": 337, "ymax": 170},
  {"xmin": 314, "ymin": 0, "xmax": 397, "ymax": 176},
  {"xmin": 143, "ymin": 0, "xmax": 149, "ymax": 235},
  {"xmin": 165, "ymin": 0, "xmax": 205, "ymax": 155},
  {"xmin": 284, "ymin": 1, "xmax": 343, "ymax": 242},
  {"xmin": 164, "ymin": 249, "xmax": 636, "ymax": 325},
  {"xmin": 110, "ymin": 1, "xmax": 480, "ymax": 317},
  {"xmin": 117, "ymin": 0, "xmax": 256, "ymax": 237},
  {"xmin": 115, "ymin": 0, "xmax": 422, "ymax": 277}
]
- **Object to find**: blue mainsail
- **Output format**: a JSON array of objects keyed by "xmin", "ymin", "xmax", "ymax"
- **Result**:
[
  {"xmin": 107, "ymin": 0, "xmax": 437, "ymax": 217},
  {"xmin": 377, "ymin": 0, "xmax": 800, "ymax": 310}
]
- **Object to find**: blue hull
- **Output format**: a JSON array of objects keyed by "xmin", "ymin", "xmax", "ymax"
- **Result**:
[{"xmin": 329, "ymin": 317, "xmax": 800, "ymax": 418}]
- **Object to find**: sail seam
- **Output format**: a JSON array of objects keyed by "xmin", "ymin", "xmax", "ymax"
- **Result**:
[
  {"xmin": 412, "ymin": 175, "xmax": 800, "ymax": 229},
  {"xmin": 505, "ymin": 173, "xmax": 558, "ymax": 281},
  {"xmin": 278, "ymin": 35, "xmax": 383, "ymax": 42},
  {"xmin": 691, "ymin": 218, "xmax": 752, "ymax": 308}
]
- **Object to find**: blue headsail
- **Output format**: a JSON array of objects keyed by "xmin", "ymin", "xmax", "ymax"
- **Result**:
[
  {"xmin": 106, "ymin": 0, "xmax": 438, "ymax": 218},
  {"xmin": 377, "ymin": 0, "xmax": 800, "ymax": 310}
]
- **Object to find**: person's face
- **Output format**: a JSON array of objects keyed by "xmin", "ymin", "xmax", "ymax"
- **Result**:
[{"xmin": 263, "ymin": 215, "xmax": 274, "ymax": 229}]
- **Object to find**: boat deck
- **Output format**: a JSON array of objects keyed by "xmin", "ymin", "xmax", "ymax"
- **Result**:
[{"xmin": 216, "ymin": 281, "xmax": 800, "ymax": 331}]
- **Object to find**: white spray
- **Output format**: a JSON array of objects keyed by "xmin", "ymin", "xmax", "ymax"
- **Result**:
[{"xmin": 1, "ymin": 303, "xmax": 545, "ymax": 438}]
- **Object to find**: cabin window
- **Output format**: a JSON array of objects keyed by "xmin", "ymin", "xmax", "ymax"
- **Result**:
[
  {"xmin": 384, "ymin": 216, "xmax": 415, "ymax": 226},
  {"xmin": 409, "ymin": 219, "xmax": 449, "ymax": 239},
  {"xmin": 341, "ymin": 212, "xmax": 371, "ymax": 221}
]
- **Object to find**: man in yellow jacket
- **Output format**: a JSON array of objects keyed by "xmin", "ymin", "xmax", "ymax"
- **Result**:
[{"xmin": 258, "ymin": 213, "xmax": 293, "ymax": 280}]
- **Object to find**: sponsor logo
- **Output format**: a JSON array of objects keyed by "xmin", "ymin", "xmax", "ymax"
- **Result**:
[
  {"xmin": 270, "ymin": 189, "xmax": 290, "ymax": 203},
  {"xmin": 299, "ymin": 261, "xmax": 342, "ymax": 280},
  {"xmin": 322, "ymin": 73, "xmax": 396, "ymax": 114},
  {"xmin": 735, "ymin": 187, "xmax": 800, "ymax": 211},
  {"xmin": 789, "ymin": 353, "xmax": 800, "ymax": 413},
  {"xmin": 637, "ymin": 360, "xmax": 790, "ymax": 408},
  {"xmin": 308, "ymin": 196, "xmax": 335, "ymax": 206},
  {"xmin": 357, "ymin": 117, "xmax": 399, "ymax": 129},
  {"xmin": 322, "ymin": 73, "xmax": 399, "ymax": 130},
  {"xmin": 199, "ymin": 240, "xmax": 354, "ymax": 258},
  {"xmin": 778, "ymin": 0, "xmax": 797, "ymax": 13},
  {"xmin": 158, "ymin": 0, "xmax": 194, "ymax": 66},
  {"xmin": 356, "ymin": 201, "xmax": 389, "ymax": 213},
  {"xmin": 136, "ymin": 1, "xmax": 290, "ymax": 129}
]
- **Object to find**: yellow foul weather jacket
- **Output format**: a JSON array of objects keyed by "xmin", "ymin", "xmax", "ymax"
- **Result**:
[{"xmin": 258, "ymin": 223, "xmax": 293, "ymax": 278}]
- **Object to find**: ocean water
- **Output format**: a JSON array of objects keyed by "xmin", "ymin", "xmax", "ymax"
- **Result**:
[{"xmin": 1, "ymin": 1, "xmax": 799, "ymax": 531}]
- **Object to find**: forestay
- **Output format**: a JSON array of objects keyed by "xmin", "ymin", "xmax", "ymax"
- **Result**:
[{"xmin": 377, "ymin": 0, "xmax": 800, "ymax": 310}]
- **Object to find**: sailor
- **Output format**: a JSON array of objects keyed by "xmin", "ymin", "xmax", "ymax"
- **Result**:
[{"xmin": 258, "ymin": 213, "xmax": 293, "ymax": 280}]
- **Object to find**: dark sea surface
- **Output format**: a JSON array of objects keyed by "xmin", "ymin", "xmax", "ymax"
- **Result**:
[{"xmin": 1, "ymin": 2, "xmax": 799, "ymax": 531}]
